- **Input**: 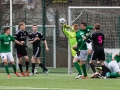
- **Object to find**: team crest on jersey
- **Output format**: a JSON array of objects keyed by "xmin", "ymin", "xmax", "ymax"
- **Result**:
[{"xmin": 8, "ymin": 38, "xmax": 10, "ymax": 40}]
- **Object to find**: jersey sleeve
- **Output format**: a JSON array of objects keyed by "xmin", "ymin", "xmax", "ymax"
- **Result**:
[
  {"xmin": 88, "ymin": 26, "xmax": 94, "ymax": 30},
  {"xmin": 102, "ymin": 34, "xmax": 105, "ymax": 44},
  {"xmin": 29, "ymin": 33, "xmax": 33, "ymax": 41},
  {"xmin": 39, "ymin": 32, "xmax": 45, "ymax": 41},
  {"xmin": 10, "ymin": 35, "xmax": 15, "ymax": 41},
  {"xmin": 62, "ymin": 27, "xmax": 70, "ymax": 37}
]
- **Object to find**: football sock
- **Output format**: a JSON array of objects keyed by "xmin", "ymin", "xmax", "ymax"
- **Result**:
[
  {"xmin": 18, "ymin": 64, "xmax": 23, "ymax": 73},
  {"xmin": 25, "ymin": 61, "xmax": 29, "ymax": 71},
  {"xmin": 110, "ymin": 72, "xmax": 119, "ymax": 78},
  {"xmin": 39, "ymin": 63, "xmax": 48, "ymax": 71},
  {"xmin": 90, "ymin": 63, "xmax": 96, "ymax": 73},
  {"xmin": 102, "ymin": 65, "xmax": 106, "ymax": 77},
  {"xmin": 87, "ymin": 55, "xmax": 91, "ymax": 64},
  {"xmin": 74, "ymin": 62, "xmax": 82, "ymax": 75},
  {"xmin": 82, "ymin": 64, "xmax": 87, "ymax": 76},
  {"xmin": 32, "ymin": 63, "xmax": 35, "ymax": 74},
  {"xmin": 4, "ymin": 65, "xmax": 10, "ymax": 75},
  {"xmin": 12, "ymin": 64, "xmax": 16, "ymax": 73}
]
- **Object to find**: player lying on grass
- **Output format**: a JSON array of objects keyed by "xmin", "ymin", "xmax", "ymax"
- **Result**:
[
  {"xmin": 29, "ymin": 24, "xmax": 49, "ymax": 76},
  {"xmin": 83, "ymin": 23, "xmax": 106, "ymax": 79},
  {"xmin": 72, "ymin": 24, "xmax": 88, "ymax": 79},
  {"xmin": 0, "ymin": 27, "xmax": 23, "ymax": 78}
]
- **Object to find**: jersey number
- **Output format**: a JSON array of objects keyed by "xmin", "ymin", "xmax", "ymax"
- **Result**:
[{"xmin": 98, "ymin": 36, "xmax": 102, "ymax": 44}]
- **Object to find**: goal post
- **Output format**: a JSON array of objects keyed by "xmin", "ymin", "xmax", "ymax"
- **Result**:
[{"xmin": 68, "ymin": 6, "xmax": 120, "ymax": 74}]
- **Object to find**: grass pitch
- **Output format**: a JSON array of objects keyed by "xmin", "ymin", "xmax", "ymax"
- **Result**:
[{"xmin": 0, "ymin": 73, "xmax": 120, "ymax": 90}]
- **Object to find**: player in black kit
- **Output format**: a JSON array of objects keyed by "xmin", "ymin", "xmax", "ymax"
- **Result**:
[
  {"xmin": 29, "ymin": 24, "xmax": 49, "ymax": 75},
  {"xmin": 83, "ymin": 23, "xmax": 106, "ymax": 79},
  {"xmin": 14, "ymin": 22, "xmax": 30, "ymax": 77}
]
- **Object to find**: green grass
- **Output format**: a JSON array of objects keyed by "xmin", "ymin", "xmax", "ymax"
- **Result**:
[{"xmin": 0, "ymin": 73, "xmax": 120, "ymax": 90}]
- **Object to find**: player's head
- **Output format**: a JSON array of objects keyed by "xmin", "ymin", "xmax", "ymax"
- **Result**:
[
  {"xmin": 32, "ymin": 24, "xmax": 38, "ymax": 32},
  {"xmin": 4, "ymin": 27, "xmax": 10, "ymax": 35},
  {"xmin": 80, "ymin": 22, "xmax": 87, "ymax": 30},
  {"xmin": 94, "ymin": 23, "xmax": 100, "ymax": 30},
  {"xmin": 19, "ymin": 22, "xmax": 25, "ymax": 30},
  {"xmin": 73, "ymin": 24, "xmax": 79, "ymax": 31}
]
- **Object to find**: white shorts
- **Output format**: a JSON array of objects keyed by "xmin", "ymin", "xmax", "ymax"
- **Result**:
[
  {"xmin": 86, "ymin": 42, "xmax": 92, "ymax": 50},
  {"xmin": 0, "ymin": 52, "xmax": 14, "ymax": 62},
  {"xmin": 75, "ymin": 50, "xmax": 88, "ymax": 60},
  {"xmin": 108, "ymin": 61, "xmax": 120, "ymax": 73}
]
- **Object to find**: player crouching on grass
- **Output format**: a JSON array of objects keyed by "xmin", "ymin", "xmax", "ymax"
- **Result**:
[
  {"xmin": 72, "ymin": 24, "xmax": 88, "ymax": 79},
  {"xmin": 29, "ymin": 24, "xmax": 49, "ymax": 76},
  {"xmin": 0, "ymin": 27, "xmax": 23, "ymax": 78}
]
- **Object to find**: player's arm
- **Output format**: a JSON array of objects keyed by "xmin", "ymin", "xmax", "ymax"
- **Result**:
[
  {"xmin": 83, "ymin": 33, "xmax": 93, "ymax": 43},
  {"xmin": 11, "ymin": 35, "xmax": 23, "ymax": 45},
  {"xmin": 62, "ymin": 25, "xmax": 70, "ymax": 37}
]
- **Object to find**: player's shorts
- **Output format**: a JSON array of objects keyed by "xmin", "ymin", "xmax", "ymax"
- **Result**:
[
  {"xmin": 0, "ymin": 52, "xmax": 14, "ymax": 62},
  {"xmin": 108, "ymin": 61, "xmax": 120, "ymax": 73},
  {"xmin": 91, "ymin": 49, "xmax": 105, "ymax": 61},
  {"xmin": 15, "ymin": 48, "xmax": 28, "ymax": 58},
  {"xmin": 33, "ymin": 47, "xmax": 41, "ymax": 58},
  {"xmin": 75, "ymin": 50, "xmax": 88, "ymax": 60},
  {"xmin": 86, "ymin": 42, "xmax": 92, "ymax": 50}
]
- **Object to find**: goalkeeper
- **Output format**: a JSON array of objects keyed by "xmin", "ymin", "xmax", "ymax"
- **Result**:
[{"xmin": 62, "ymin": 24, "xmax": 77, "ymax": 57}]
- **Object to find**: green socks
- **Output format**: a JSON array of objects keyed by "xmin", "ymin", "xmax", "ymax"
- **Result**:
[
  {"xmin": 110, "ymin": 72, "xmax": 119, "ymax": 78},
  {"xmin": 12, "ymin": 64, "xmax": 16, "ymax": 73},
  {"xmin": 4, "ymin": 65, "xmax": 10, "ymax": 75},
  {"xmin": 82, "ymin": 64, "xmax": 87, "ymax": 76},
  {"xmin": 74, "ymin": 62, "xmax": 82, "ymax": 75}
]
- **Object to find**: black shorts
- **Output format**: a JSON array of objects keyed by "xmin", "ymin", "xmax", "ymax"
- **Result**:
[
  {"xmin": 15, "ymin": 48, "xmax": 28, "ymax": 58},
  {"xmin": 33, "ymin": 47, "xmax": 41, "ymax": 58},
  {"xmin": 91, "ymin": 49, "xmax": 105, "ymax": 61}
]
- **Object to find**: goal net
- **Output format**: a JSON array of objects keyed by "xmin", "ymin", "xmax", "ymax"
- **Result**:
[{"xmin": 68, "ymin": 6, "xmax": 120, "ymax": 74}]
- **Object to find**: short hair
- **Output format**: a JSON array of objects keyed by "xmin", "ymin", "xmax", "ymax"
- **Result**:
[
  {"xmin": 32, "ymin": 24, "xmax": 37, "ymax": 27},
  {"xmin": 95, "ymin": 23, "xmax": 100, "ymax": 30},
  {"xmin": 73, "ymin": 24, "xmax": 79, "ymax": 27},
  {"xmin": 80, "ymin": 22, "xmax": 87, "ymax": 26},
  {"xmin": 19, "ymin": 22, "xmax": 25, "ymax": 27},
  {"xmin": 4, "ymin": 27, "xmax": 10, "ymax": 33}
]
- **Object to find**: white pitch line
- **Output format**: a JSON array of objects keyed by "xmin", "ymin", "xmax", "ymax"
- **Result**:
[{"xmin": 0, "ymin": 86, "xmax": 86, "ymax": 90}]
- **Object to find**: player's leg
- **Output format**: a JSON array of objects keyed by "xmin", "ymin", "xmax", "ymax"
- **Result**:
[
  {"xmin": 80, "ymin": 50, "xmax": 88, "ymax": 78},
  {"xmin": 99, "ymin": 50, "xmax": 106, "ymax": 79},
  {"xmin": 1, "ymin": 53, "xmax": 10, "ymax": 78},
  {"xmin": 23, "ymin": 48, "xmax": 30, "ymax": 76},
  {"xmin": 16, "ymin": 48, "xmax": 26, "ymax": 76},
  {"xmin": 73, "ymin": 54, "xmax": 83, "ymax": 79},
  {"xmin": 7, "ymin": 52, "xmax": 20, "ymax": 77},
  {"xmin": 30, "ymin": 56, "xmax": 36, "ymax": 75}
]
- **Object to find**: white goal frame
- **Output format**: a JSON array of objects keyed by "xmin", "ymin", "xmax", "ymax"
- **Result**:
[{"xmin": 68, "ymin": 6, "xmax": 120, "ymax": 74}]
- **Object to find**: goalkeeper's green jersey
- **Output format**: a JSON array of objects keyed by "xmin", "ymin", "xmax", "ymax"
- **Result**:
[
  {"xmin": 76, "ymin": 30, "xmax": 87, "ymax": 50},
  {"xmin": 80, "ymin": 25, "xmax": 93, "ymax": 39},
  {"xmin": 0, "ymin": 34, "xmax": 15, "ymax": 53},
  {"xmin": 62, "ymin": 27, "xmax": 77, "ymax": 57}
]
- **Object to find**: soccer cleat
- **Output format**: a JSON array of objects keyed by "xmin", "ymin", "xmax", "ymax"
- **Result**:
[
  {"xmin": 15, "ymin": 72, "xmax": 20, "ymax": 77},
  {"xmin": 29, "ymin": 73, "xmax": 34, "ymax": 76},
  {"xmin": 26, "ymin": 71, "xmax": 30, "ymax": 77},
  {"xmin": 75, "ymin": 75, "xmax": 84, "ymax": 79},
  {"xmin": 106, "ymin": 72, "xmax": 110, "ymax": 78},
  {"xmin": 91, "ymin": 72, "xmax": 99, "ymax": 78},
  {"xmin": 21, "ymin": 72, "xmax": 26, "ymax": 77},
  {"xmin": 100, "ymin": 76, "xmax": 107, "ymax": 79},
  {"xmin": 7, "ymin": 74, "xmax": 11, "ymax": 78},
  {"xmin": 45, "ymin": 70, "xmax": 50, "ymax": 75}
]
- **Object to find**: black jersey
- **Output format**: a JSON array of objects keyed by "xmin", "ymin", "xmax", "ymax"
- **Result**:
[
  {"xmin": 85, "ymin": 31, "xmax": 105, "ymax": 50},
  {"xmin": 14, "ymin": 30, "xmax": 28, "ymax": 48},
  {"xmin": 29, "ymin": 31, "xmax": 45, "ymax": 47}
]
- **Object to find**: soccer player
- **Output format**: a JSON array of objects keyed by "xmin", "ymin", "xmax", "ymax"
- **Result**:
[
  {"xmin": 79, "ymin": 22, "xmax": 97, "ymax": 72},
  {"xmin": 72, "ymin": 24, "xmax": 88, "ymax": 79},
  {"xmin": 29, "ymin": 24, "xmax": 49, "ymax": 75},
  {"xmin": 0, "ymin": 27, "xmax": 23, "ymax": 78},
  {"xmin": 83, "ymin": 23, "xmax": 106, "ymax": 79},
  {"xmin": 105, "ymin": 53, "xmax": 120, "ymax": 78},
  {"xmin": 62, "ymin": 24, "xmax": 77, "ymax": 57},
  {"xmin": 14, "ymin": 22, "xmax": 30, "ymax": 77}
]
